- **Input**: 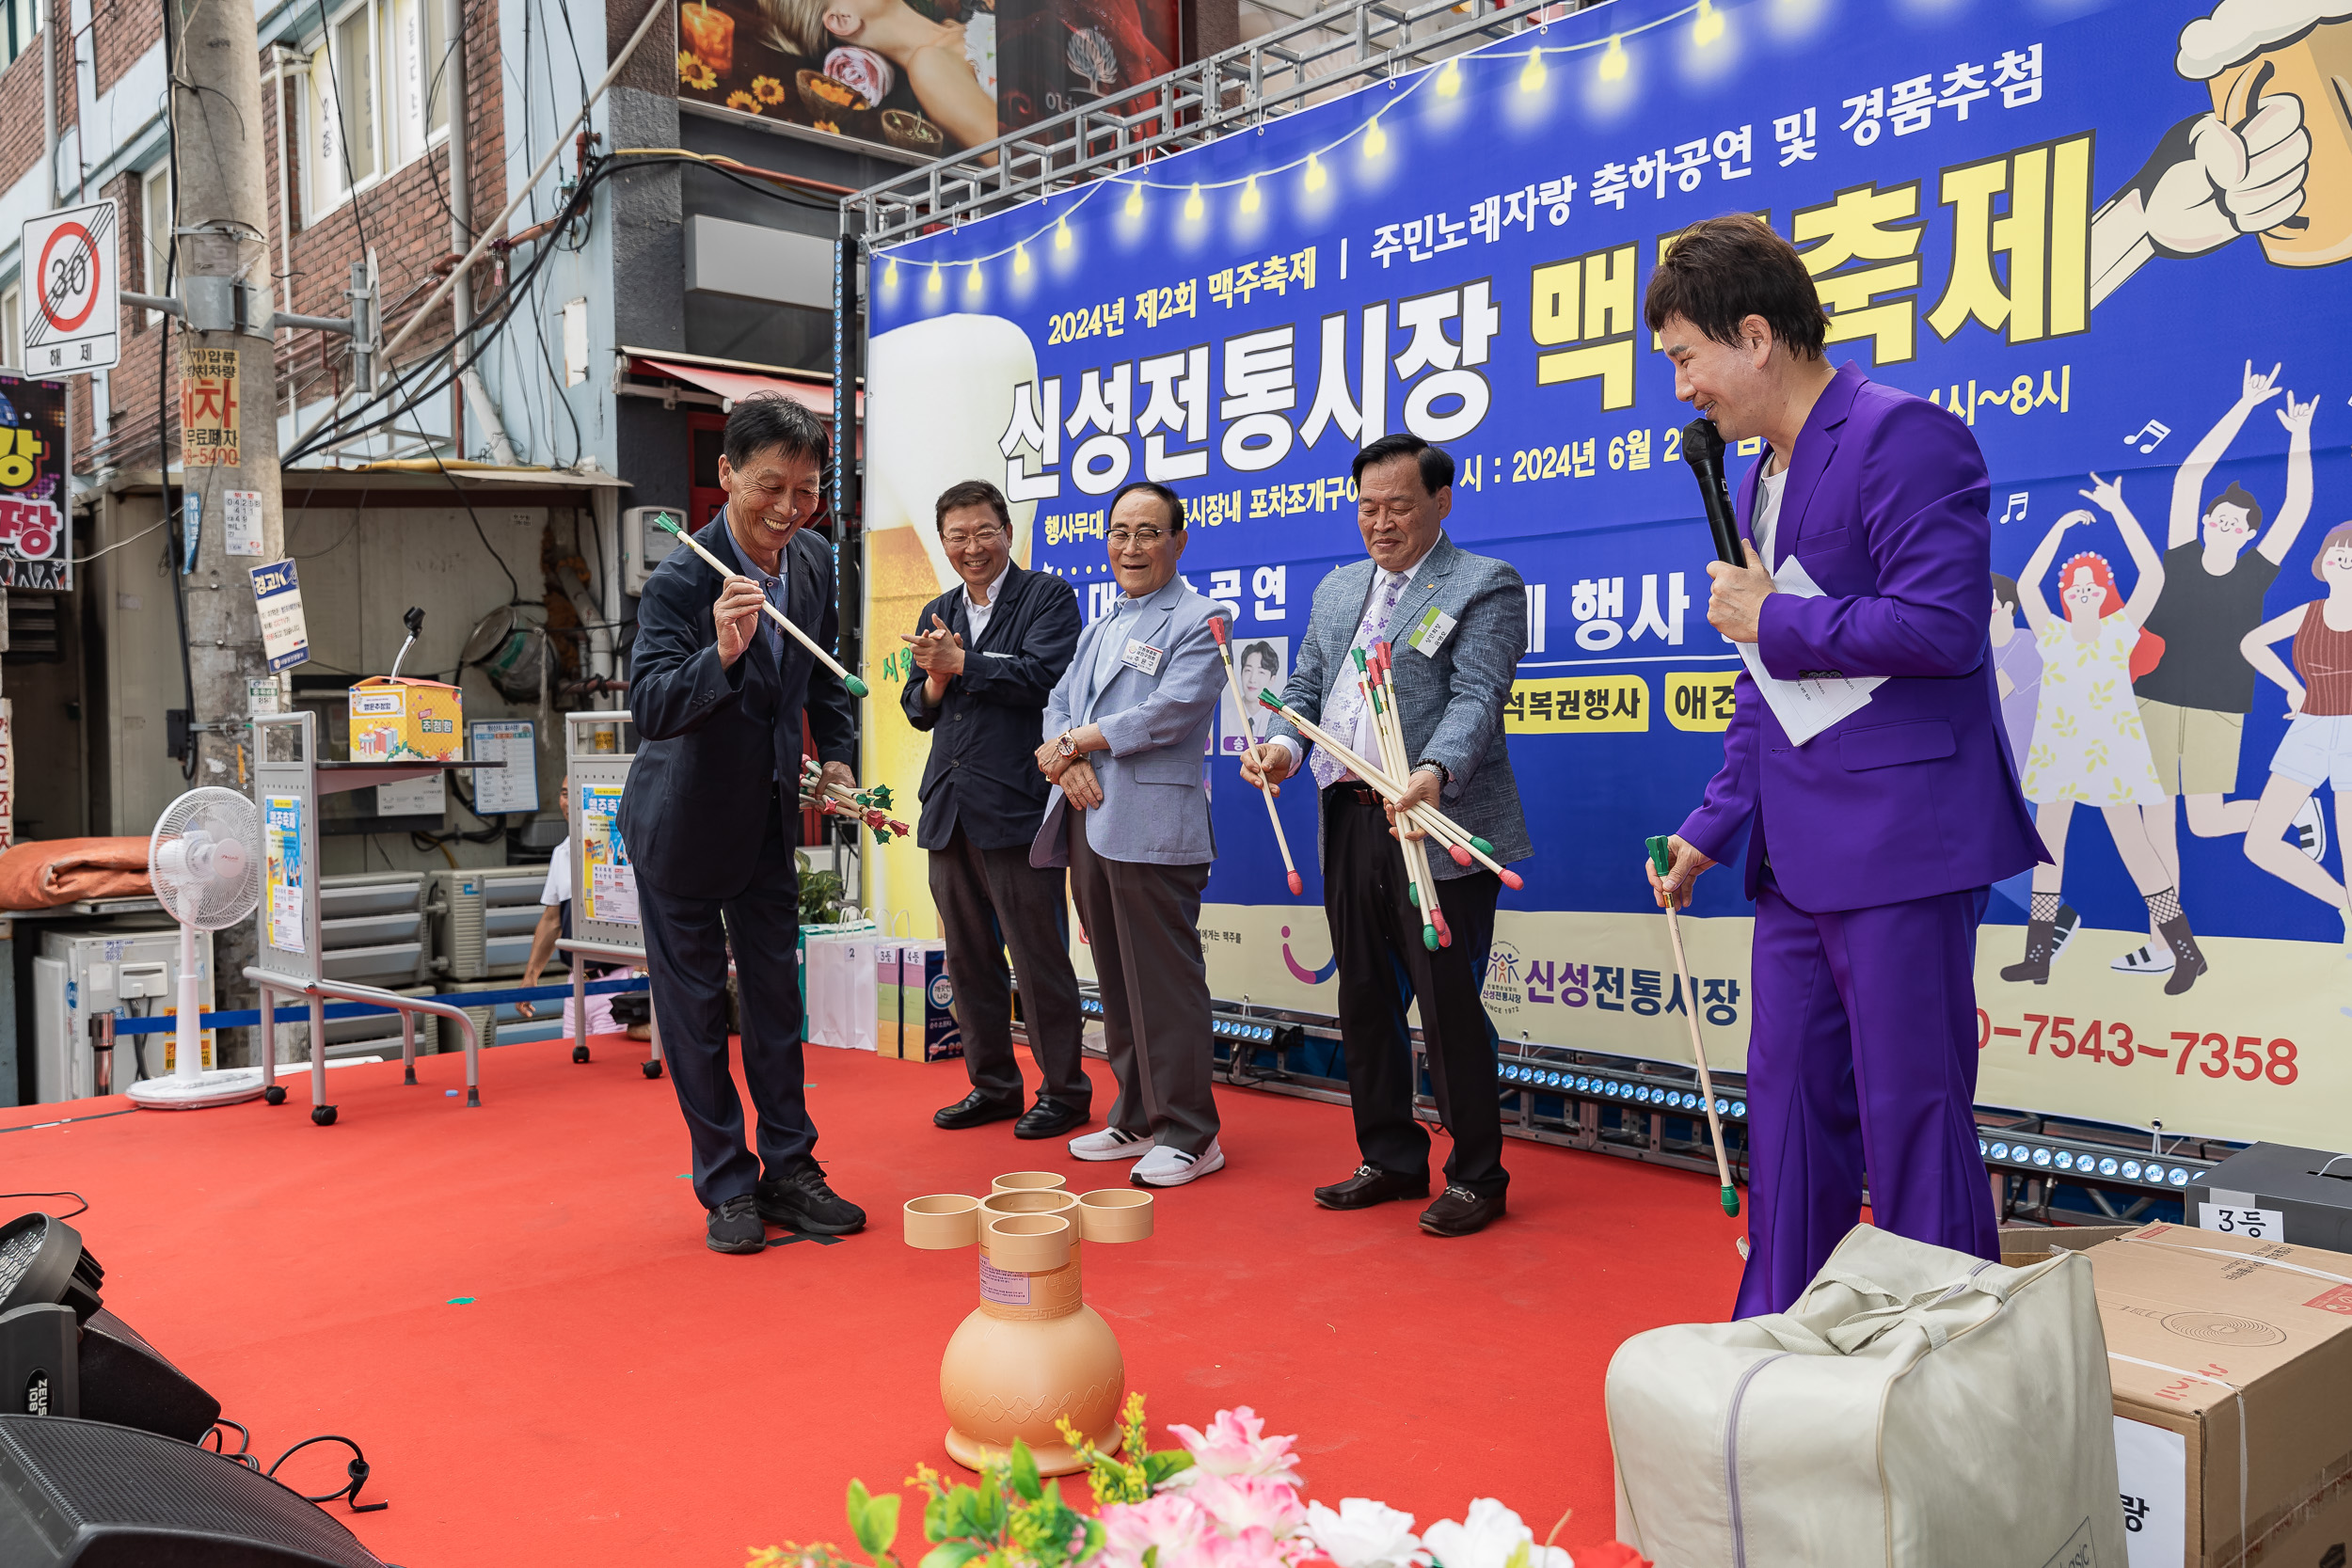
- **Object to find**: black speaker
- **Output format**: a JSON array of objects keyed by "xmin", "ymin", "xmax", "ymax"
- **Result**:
[
  {"xmin": 0, "ymin": 1414, "xmax": 389, "ymax": 1567},
  {"xmin": 0, "ymin": 1306, "xmax": 79, "ymax": 1417},
  {"xmin": 78, "ymin": 1310, "xmax": 221, "ymax": 1444}
]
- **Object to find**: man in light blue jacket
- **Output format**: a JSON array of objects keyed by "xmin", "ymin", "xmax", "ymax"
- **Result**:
[{"xmin": 1030, "ymin": 481, "xmax": 1231, "ymax": 1188}]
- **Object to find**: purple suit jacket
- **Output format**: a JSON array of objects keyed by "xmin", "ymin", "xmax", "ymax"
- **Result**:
[{"xmin": 1677, "ymin": 362, "xmax": 2042, "ymax": 913}]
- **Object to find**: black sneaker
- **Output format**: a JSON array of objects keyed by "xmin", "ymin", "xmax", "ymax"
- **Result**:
[
  {"xmin": 755, "ymin": 1165, "xmax": 866, "ymax": 1235},
  {"xmin": 707, "ymin": 1195, "xmax": 766, "ymax": 1254},
  {"xmin": 1419, "ymin": 1183, "xmax": 1505, "ymax": 1237}
]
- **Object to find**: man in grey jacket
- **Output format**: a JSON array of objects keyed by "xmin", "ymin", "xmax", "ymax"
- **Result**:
[
  {"xmin": 1031, "ymin": 481, "xmax": 1232, "ymax": 1188},
  {"xmin": 1246, "ymin": 434, "xmax": 1532, "ymax": 1235}
]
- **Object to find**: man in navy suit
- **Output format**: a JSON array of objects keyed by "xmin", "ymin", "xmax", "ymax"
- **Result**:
[
  {"xmin": 900, "ymin": 480, "xmax": 1089, "ymax": 1137},
  {"xmin": 619, "ymin": 395, "xmax": 865, "ymax": 1254}
]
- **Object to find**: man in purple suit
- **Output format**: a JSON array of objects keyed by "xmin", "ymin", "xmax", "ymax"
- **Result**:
[{"xmin": 1642, "ymin": 216, "xmax": 2042, "ymax": 1317}]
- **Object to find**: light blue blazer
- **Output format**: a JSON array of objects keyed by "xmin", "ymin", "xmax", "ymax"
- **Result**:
[{"xmin": 1029, "ymin": 576, "xmax": 1231, "ymax": 868}]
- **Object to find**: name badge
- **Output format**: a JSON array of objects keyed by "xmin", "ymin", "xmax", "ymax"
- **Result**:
[
  {"xmin": 1121, "ymin": 639, "xmax": 1165, "ymax": 675},
  {"xmin": 1406, "ymin": 606, "xmax": 1458, "ymax": 657}
]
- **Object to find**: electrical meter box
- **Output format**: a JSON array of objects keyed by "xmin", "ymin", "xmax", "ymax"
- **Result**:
[
  {"xmin": 622, "ymin": 506, "xmax": 687, "ymax": 595},
  {"xmin": 30, "ymin": 927, "xmax": 217, "ymax": 1102}
]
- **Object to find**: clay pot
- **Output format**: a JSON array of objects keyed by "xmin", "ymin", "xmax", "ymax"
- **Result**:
[{"xmin": 941, "ymin": 1212, "xmax": 1123, "ymax": 1476}]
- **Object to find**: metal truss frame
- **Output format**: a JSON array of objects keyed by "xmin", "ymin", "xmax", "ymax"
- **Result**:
[{"xmin": 843, "ymin": 0, "xmax": 1595, "ymax": 245}]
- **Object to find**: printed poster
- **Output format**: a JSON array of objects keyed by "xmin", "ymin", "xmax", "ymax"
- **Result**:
[
  {"xmin": 248, "ymin": 560, "xmax": 310, "ymax": 672},
  {"xmin": 265, "ymin": 794, "xmax": 305, "ymax": 954},
  {"xmin": 580, "ymin": 784, "xmax": 638, "ymax": 925},
  {"xmin": 180, "ymin": 347, "xmax": 240, "ymax": 467},
  {"xmin": 0, "ymin": 375, "xmax": 71, "ymax": 591}
]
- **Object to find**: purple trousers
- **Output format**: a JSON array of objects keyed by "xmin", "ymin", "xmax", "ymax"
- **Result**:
[{"xmin": 1736, "ymin": 868, "xmax": 1998, "ymax": 1318}]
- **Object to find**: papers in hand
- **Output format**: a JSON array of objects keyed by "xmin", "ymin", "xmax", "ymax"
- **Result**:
[{"xmin": 1734, "ymin": 553, "xmax": 1883, "ymax": 747}]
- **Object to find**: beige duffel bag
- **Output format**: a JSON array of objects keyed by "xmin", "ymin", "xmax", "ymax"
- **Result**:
[{"xmin": 1607, "ymin": 1224, "xmax": 2125, "ymax": 1568}]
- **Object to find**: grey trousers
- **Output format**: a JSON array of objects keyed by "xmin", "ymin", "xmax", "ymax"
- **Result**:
[
  {"xmin": 1064, "ymin": 813, "xmax": 1218, "ymax": 1155},
  {"xmin": 928, "ymin": 824, "xmax": 1089, "ymax": 1109}
]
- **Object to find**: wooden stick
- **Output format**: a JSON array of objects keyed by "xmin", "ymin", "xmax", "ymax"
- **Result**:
[
  {"xmin": 1209, "ymin": 618, "xmax": 1304, "ymax": 896},
  {"xmin": 1258, "ymin": 692, "xmax": 1525, "ymax": 890},
  {"xmin": 654, "ymin": 515, "xmax": 870, "ymax": 697},
  {"xmin": 1646, "ymin": 834, "xmax": 1740, "ymax": 1218},
  {"xmin": 1370, "ymin": 646, "xmax": 1451, "ymax": 948},
  {"xmin": 1356, "ymin": 651, "xmax": 1442, "ymax": 950}
]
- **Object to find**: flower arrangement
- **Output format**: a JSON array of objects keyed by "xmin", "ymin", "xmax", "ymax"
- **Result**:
[{"xmin": 746, "ymin": 1398, "xmax": 1651, "ymax": 1568}]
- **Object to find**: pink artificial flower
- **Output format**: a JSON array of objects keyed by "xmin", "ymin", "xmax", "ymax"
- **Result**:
[
  {"xmin": 1165, "ymin": 1406, "xmax": 1304, "ymax": 1488},
  {"xmin": 1099, "ymin": 1492, "xmax": 1221, "ymax": 1568},
  {"xmin": 1189, "ymin": 1474, "xmax": 1309, "ymax": 1541},
  {"xmin": 1202, "ymin": 1524, "xmax": 1314, "ymax": 1568}
]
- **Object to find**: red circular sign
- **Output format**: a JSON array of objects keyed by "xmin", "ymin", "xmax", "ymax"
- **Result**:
[{"xmin": 38, "ymin": 220, "xmax": 100, "ymax": 334}]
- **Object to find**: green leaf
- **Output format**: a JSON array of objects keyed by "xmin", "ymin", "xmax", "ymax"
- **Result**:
[
  {"xmin": 920, "ymin": 1543, "xmax": 987, "ymax": 1568},
  {"xmin": 1008, "ymin": 1442, "xmax": 1043, "ymax": 1502},
  {"xmin": 863, "ymin": 1494, "xmax": 902, "ymax": 1558},
  {"xmin": 1141, "ymin": 1450, "xmax": 1195, "ymax": 1485},
  {"xmin": 849, "ymin": 1481, "xmax": 875, "ymax": 1540}
]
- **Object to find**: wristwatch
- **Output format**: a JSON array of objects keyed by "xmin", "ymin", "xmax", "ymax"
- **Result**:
[{"xmin": 1057, "ymin": 731, "xmax": 1081, "ymax": 759}]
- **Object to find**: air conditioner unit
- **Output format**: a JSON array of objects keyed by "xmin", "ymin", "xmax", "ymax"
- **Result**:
[
  {"xmin": 429, "ymin": 866, "xmax": 548, "ymax": 980},
  {"xmin": 317, "ymin": 871, "xmax": 430, "ymax": 987},
  {"xmin": 31, "ymin": 927, "xmax": 216, "ymax": 1102},
  {"xmin": 622, "ymin": 505, "xmax": 688, "ymax": 595},
  {"xmin": 435, "ymin": 979, "xmax": 516, "ymax": 1053}
]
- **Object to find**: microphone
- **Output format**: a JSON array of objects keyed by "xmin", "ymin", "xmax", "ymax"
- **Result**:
[{"xmin": 1679, "ymin": 417, "xmax": 1744, "ymax": 566}]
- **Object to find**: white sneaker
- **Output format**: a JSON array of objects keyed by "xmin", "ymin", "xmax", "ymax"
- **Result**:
[
  {"xmin": 2110, "ymin": 943, "xmax": 2176, "ymax": 975},
  {"xmin": 1069, "ymin": 1127, "xmax": 1151, "ymax": 1162},
  {"xmin": 1131, "ymin": 1140, "xmax": 1224, "ymax": 1187}
]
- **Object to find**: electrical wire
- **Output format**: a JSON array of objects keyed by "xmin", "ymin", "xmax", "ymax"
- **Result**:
[
  {"xmin": 67, "ymin": 515, "xmax": 171, "ymax": 564},
  {"xmin": 0, "ymin": 1191, "xmax": 91, "ymax": 1219},
  {"xmin": 160, "ymin": 0, "xmax": 198, "ymax": 782}
]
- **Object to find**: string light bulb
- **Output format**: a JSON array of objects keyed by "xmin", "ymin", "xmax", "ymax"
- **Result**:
[
  {"xmin": 1519, "ymin": 46, "xmax": 1546, "ymax": 92},
  {"xmin": 966, "ymin": 261, "xmax": 982, "ymax": 291},
  {"xmin": 927, "ymin": 261, "xmax": 943, "ymax": 293},
  {"xmin": 1240, "ymin": 175, "xmax": 1261, "ymax": 214},
  {"xmin": 1184, "ymin": 182, "xmax": 1204, "ymax": 221},
  {"xmin": 1014, "ymin": 242, "xmax": 1029, "ymax": 276},
  {"xmin": 1055, "ymin": 216, "xmax": 1073, "ymax": 250},
  {"xmin": 884, "ymin": 257, "xmax": 898, "ymax": 287},
  {"xmin": 1692, "ymin": 0, "xmax": 1724, "ymax": 45},
  {"xmin": 1124, "ymin": 183, "xmax": 1144, "ymax": 217},
  {"xmin": 1363, "ymin": 118, "xmax": 1387, "ymax": 159},
  {"xmin": 1437, "ymin": 58, "xmax": 1461, "ymax": 97},
  {"xmin": 1304, "ymin": 153, "xmax": 1327, "ymax": 192},
  {"xmin": 1598, "ymin": 34, "xmax": 1629, "ymax": 81}
]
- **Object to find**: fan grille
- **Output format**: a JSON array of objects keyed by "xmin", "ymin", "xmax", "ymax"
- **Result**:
[{"xmin": 150, "ymin": 788, "xmax": 265, "ymax": 932}]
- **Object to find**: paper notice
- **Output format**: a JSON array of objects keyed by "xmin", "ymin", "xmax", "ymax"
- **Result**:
[
  {"xmin": 264, "ymin": 794, "xmax": 305, "ymax": 954},
  {"xmin": 580, "ymin": 784, "xmax": 638, "ymax": 926},
  {"xmin": 1734, "ymin": 553, "xmax": 1883, "ymax": 746}
]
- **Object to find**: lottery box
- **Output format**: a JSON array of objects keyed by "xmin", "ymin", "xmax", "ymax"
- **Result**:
[{"xmin": 347, "ymin": 676, "xmax": 464, "ymax": 763}]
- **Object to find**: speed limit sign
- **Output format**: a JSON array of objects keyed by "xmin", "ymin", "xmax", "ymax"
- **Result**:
[{"xmin": 20, "ymin": 201, "xmax": 121, "ymax": 375}]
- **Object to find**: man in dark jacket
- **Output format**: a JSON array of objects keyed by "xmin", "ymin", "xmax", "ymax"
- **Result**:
[
  {"xmin": 901, "ymin": 480, "xmax": 1089, "ymax": 1137},
  {"xmin": 618, "ymin": 394, "xmax": 864, "ymax": 1254}
]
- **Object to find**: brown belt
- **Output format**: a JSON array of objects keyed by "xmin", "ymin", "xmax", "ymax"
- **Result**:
[{"xmin": 1325, "ymin": 781, "xmax": 1382, "ymax": 805}]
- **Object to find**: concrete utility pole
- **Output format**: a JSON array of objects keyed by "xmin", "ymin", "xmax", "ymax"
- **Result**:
[{"xmin": 169, "ymin": 0, "xmax": 286, "ymax": 1062}]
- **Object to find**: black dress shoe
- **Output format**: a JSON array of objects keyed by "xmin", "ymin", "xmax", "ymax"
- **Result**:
[
  {"xmin": 1013, "ymin": 1099, "xmax": 1089, "ymax": 1140},
  {"xmin": 755, "ymin": 1166, "xmax": 866, "ymax": 1234},
  {"xmin": 707, "ymin": 1194, "xmax": 766, "ymax": 1254},
  {"xmin": 934, "ymin": 1089, "xmax": 1025, "ymax": 1130},
  {"xmin": 1419, "ymin": 1183, "xmax": 1505, "ymax": 1237},
  {"xmin": 1312, "ymin": 1164, "xmax": 1429, "ymax": 1210}
]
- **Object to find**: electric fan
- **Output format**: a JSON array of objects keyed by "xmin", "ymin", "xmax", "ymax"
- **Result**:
[{"xmin": 130, "ymin": 787, "xmax": 269, "ymax": 1109}]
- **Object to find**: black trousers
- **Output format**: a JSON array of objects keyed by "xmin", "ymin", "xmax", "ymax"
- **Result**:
[
  {"xmin": 636, "ymin": 786, "xmax": 817, "ymax": 1209},
  {"xmin": 1065, "ymin": 814, "xmax": 1218, "ymax": 1155},
  {"xmin": 929, "ymin": 823, "xmax": 1089, "ymax": 1110},
  {"xmin": 1325, "ymin": 786, "xmax": 1507, "ymax": 1196}
]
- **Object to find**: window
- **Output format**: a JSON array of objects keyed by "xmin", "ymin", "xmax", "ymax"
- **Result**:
[
  {"xmin": 301, "ymin": 0, "xmax": 451, "ymax": 221},
  {"xmin": 5, "ymin": 0, "xmax": 41, "ymax": 71},
  {"xmin": 1, "ymin": 285, "xmax": 20, "ymax": 368},
  {"xmin": 142, "ymin": 166, "xmax": 173, "ymax": 326}
]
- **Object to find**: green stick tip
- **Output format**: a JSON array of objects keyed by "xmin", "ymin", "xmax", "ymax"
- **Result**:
[
  {"xmin": 844, "ymin": 674, "xmax": 870, "ymax": 698},
  {"xmin": 1646, "ymin": 834, "xmax": 1673, "ymax": 876},
  {"xmin": 1722, "ymin": 1187, "xmax": 1741, "ymax": 1217},
  {"xmin": 1422, "ymin": 925, "xmax": 1439, "ymax": 951}
]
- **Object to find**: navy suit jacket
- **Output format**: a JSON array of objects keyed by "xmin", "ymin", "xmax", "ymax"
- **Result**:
[
  {"xmin": 1677, "ymin": 362, "xmax": 2042, "ymax": 912},
  {"xmin": 620, "ymin": 516, "xmax": 857, "ymax": 901},
  {"xmin": 901, "ymin": 562, "xmax": 1083, "ymax": 852}
]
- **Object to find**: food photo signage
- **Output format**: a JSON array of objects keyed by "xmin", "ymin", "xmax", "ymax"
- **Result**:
[
  {"xmin": 675, "ymin": 0, "xmax": 1178, "ymax": 158},
  {"xmin": 863, "ymin": 0, "xmax": 2352, "ymax": 1151}
]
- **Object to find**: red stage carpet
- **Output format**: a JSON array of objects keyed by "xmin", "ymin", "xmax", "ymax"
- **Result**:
[{"xmin": 1, "ymin": 1038, "xmax": 1743, "ymax": 1566}]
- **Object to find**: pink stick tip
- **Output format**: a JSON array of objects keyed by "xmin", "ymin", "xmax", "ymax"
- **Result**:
[
  {"xmin": 1448, "ymin": 844, "xmax": 1472, "ymax": 865},
  {"xmin": 1501, "ymin": 869, "xmax": 1525, "ymax": 891},
  {"xmin": 1287, "ymin": 870, "xmax": 1305, "ymax": 895}
]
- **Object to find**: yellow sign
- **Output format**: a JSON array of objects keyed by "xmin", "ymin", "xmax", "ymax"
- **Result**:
[
  {"xmin": 1664, "ymin": 670, "xmax": 1739, "ymax": 732},
  {"xmin": 181, "ymin": 347, "xmax": 240, "ymax": 467},
  {"xmin": 1502, "ymin": 673, "xmax": 1648, "ymax": 734}
]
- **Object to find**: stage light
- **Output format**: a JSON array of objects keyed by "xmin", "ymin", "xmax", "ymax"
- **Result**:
[
  {"xmin": 1014, "ymin": 243, "xmax": 1029, "ymax": 276},
  {"xmin": 1519, "ymin": 47, "xmax": 1546, "ymax": 93},
  {"xmin": 1184, "ymin": 182, "xmax": 1203, "ymax": 221},
  {"xmin": 927, "ymin": 262, "xmax": 943, "ymax": 294},
  {"xmin": 2054, "ymin": 1151, "xmax": 2075, "ymax": 1172},
  {"xmin": 2031, "ymin": 1147, "xmax": 2053, "ymax": 1167},
  {"xmin": 1692, "ymin": 0, "xmax": 1724, "ymax": 45},
  {"xmin": 2098, "ymin": 1156, "xmax": 2121, "ymax": 1177},
  {"xmin": 1304, "ymin": 153, "xmax": 1327, "ymax": 192},
  {"xmin": 2169, "ymin": 1166, "xmax": 2190, "ymax": 1187},
  {"xmin": 1437, "ymin": 58, "xmax": 1461, "ymax": 97},
  {"xmin": 1988, "ymin": 1142, "xmax": 2009, "ymax": 1161},
  {"xmin": 1240, "ymin": 175, "xmax": 1261, "ymax": 214},
  {"xmin": 1362, "ymin": 118, "xmax": 1387, "ymax": 159},
  {"xmin": 1124, "ymin": 184, "xmax": 1144, "ymax": 217},
  {"xmin": 2122, "ymin": 1160, "xmax": 2143, "ymax": 1180},
  {"xmin": 1055, "ymin": 216, "xmax": 1072, "ymax": 250},
  {"xmin": 1598, "ymin": 34, "xmax": 1629, "ymax": 81},
  {"xmin": 0, "ymin": 1213, "xmax": 103, "ymax": 1321}
]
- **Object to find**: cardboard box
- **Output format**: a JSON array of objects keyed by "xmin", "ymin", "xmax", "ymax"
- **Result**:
[
  {"xmin": 2088, "ymin": 1222, "xmax": 2352, "ymax": 1568},
  {"xmin": 2001, "ymin": 1224, "xmax": 2137, "ymax": 1270},
  {"xmin": 347, "ymin": 676, "xmax": 463, "ymax": 762},
  {"xmin": 874, "ymin": 943, "xmax": 903, "ymax": 1058},
  {"xmin": 901, "ymin": 942, "xmax": 961, "ymax": 1063},
  {"xmin": 2188, "ymin": 1143, "xmax": 2352, "ymax": 1256}
]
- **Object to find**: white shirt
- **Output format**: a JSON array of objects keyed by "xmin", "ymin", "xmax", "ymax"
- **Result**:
[
  {"xmin": 962, "ymin": 561, "xmax": 1013, "ymax": 643},
  {"xmin": 542, "ymin": 838, "xmax": 572, "ymax": 906},
  {"xmin": 1752, "ymin": 464, "xmax": 1790, "ymax": 571},
  {"xmin": 1268, "ymin": 553, "xmax": 1428, "ymax": 775}
]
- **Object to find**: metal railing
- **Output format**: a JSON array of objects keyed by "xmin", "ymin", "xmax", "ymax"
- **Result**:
[{"xmin": 844, "ymin": 0, "xmax": 1595, "ymax": 245}]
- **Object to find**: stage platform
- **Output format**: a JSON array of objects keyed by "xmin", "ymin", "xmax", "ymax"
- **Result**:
[{"xmin": 0, "ymin": 1036, "xmax": 1745, "ymax": 1566}]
